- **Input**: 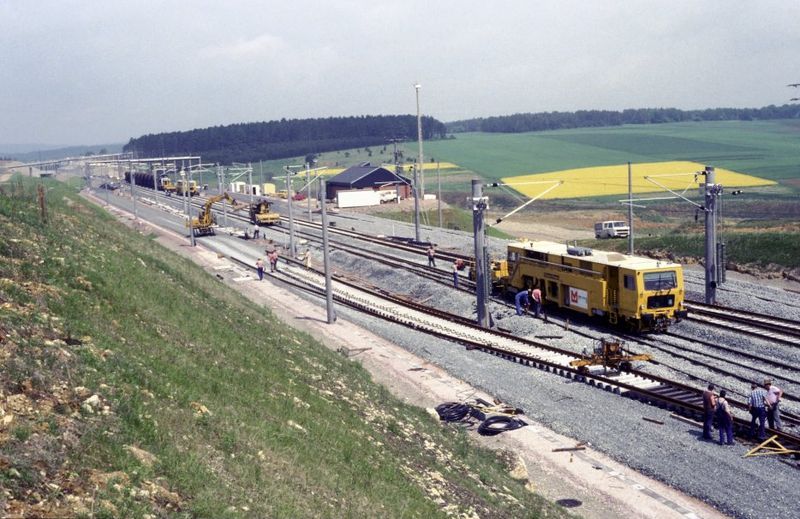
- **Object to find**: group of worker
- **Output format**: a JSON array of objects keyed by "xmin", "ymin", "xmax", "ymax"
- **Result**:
[
  {"xmin": 255, "ymin": 249, "xmax": 281, "ymax": 280},
  {"xmin": 514, "ymin": 285, "xmax": 544, "ymax": 318},
  {"xmin": 702, "ymin": 379, "xmax": 783, "ymax": 445},
  {"xmin": 427, "ymin": 245, "xmax": 465, "ymax": 289}
]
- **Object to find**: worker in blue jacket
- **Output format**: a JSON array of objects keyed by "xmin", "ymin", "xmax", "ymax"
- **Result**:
[{"xmin": 515, "ymin": 289, "xmax": 531, "ymax": 316}]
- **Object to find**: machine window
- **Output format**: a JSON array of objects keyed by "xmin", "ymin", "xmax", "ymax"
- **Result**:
[
  {"xmin": 624, "ymin": 275, "xmax": 635, "ymax": 290},
  {"xmin": 648, "ymin": 295, "xmax": 675, "ymax": 309},
  {"xmin": 643, "ymin": 271, "xmax": 677, "ymax": 290}
]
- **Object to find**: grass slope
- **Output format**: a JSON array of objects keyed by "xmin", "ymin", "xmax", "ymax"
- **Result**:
[{"xmin": 0, "ymin": 177, "xmax": 570, "ymax": 518}]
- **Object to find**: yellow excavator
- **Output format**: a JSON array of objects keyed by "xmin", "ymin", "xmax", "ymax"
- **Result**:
[
  {"xmin": 250, "ymin": 199, "xmax": 281, "ymax": 226},
  {"xmin": 188, "ymin": 193, "xmax": 247, "ymax": 236}
]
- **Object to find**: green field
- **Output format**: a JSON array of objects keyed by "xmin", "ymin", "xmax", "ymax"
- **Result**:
[
  {"xmin": 418, "ymin": 120, "xmax": 800, "ymax": 191},
  {"xmin": 247, "ymin": 121, "xmax": 800, "ymax": 270},
  {"xmin": 250, "ymin": 120, "xmax": 800, "ymax": 201}
]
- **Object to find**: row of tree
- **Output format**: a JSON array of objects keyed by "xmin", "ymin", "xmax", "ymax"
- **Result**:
[
  {"xmin": 124, "ymin": 115, "xmax": 448, "ymax": 165},
  {"xmin": 446, "ymin": 105, "xmax": 800, "ymax": 133}
]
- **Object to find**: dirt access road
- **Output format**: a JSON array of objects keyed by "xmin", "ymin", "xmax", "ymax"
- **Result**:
[{"xmin": 85, "ymin": 191, "xmax": 726, "ymax": 519}]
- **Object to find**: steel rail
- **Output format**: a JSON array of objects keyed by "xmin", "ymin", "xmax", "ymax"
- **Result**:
[
  {"xmin": 118, "ymin": 186, "xmax": 800, "ymax": 443},
  {"xmin": 685, "ymin": 302, "xmax": 800, "ymax": 345},
  {"xmin": 226, "ymin": 254, "xmax": 800, "ymax": 451}
]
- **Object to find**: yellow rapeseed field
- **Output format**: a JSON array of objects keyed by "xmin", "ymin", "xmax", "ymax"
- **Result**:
[{"xmin": 502, "ymin": 161, "xmax": 775, "ymax": 200}]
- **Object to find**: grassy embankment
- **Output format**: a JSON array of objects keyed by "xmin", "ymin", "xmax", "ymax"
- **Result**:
[{"xmin": 0, "ymin": 177, "xmax": 570, "ymax": 518}]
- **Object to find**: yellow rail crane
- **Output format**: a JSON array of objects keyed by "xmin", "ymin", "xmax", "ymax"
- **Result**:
[
  {"xmin": 249, "ymin": 199, "xmax": 281, "ymax": 226},
  {"xmin": 188, "ymin": 193, "xmax": 247, "ymax": 237},
  {"xmin": 569, "ymin": 338, "xmax": 651, "ymax": 373}
]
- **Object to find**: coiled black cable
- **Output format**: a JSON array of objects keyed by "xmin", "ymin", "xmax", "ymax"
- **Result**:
[
  {"xmin": 477, "ymin": 415, "xmax": 527, "ymax": 436},
  {"xmin": 435, "ymin": 402, "xmax": 472, "ymax": 422}
]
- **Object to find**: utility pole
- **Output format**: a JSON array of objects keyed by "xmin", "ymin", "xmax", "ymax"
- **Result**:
[
  {"xmin": 306, "ymin": 162, "xmax": 312, "ymax": 221},
  {"xmin": 320, "ymin": 179, "xmax": 336, "ymax": 324},
  {"xmin": 388, "ymin": 138, "xmax": 402, "ymax": 175},
  {"xmin": 702, "ymin": 166, "xmax": 722, "ymax": 304},
  {"xmin": 627, "ymin": 162, "xmax": 634, "ymax": 255},
  {"xmin": 131, "ymin": 166, "xmax": 138, "ymax": 220},
  {"xmin": 150, "ymin": 163, "xmax": 158, "ymax": 198},
  {"xmin": 247, "ymin": 163, "xmax": 254, "ymax": 206},
  {"xmin": 286, "ymin": 168, "xmax": 296, "ymax": 258},
  {"xmin": 472, "ymin": 180, "xmax": 489, "ymax": 328},
  {"xmin": 221, "ymin": 166, "xmax": 228, "ymax": 227},
  {"xmin": 188, "ymin": 163, "xmax": 196, "ymax": 247},
  {"xmin": 437, "ymin": 161, "xmax": 442, "ymax": 228},
  {"xmin": 104, "ymin": 165, "xmax": 109, "ymax": 205},
  {"xmin": 415, "ymin": 83, "xmax": 425, "ymax": 198}
]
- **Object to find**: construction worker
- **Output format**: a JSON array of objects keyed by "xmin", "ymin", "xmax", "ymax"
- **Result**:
[
  {"xmin": 702, "ymin": 384, "xmax": 717, "ymax": 441},
  {"xmin": 531, "ymin": 285, "xmax": 543, "ymax": 318},
  {"xmin": 253, "ymin": 224, "xmax": 260, "ymax": 240},
  {"xmin": 748, "ymin": 382, "xmax": 769, "ymax": 441},
  {"xmin": 764, "ymin": 378, "xmax": 783, "ymax": 431},
  {"xmin": 255, "ymin": 258, "xmax": 264, "ymax": 281},
  {"xmin": 268, "ymin": 250, "xmax": 279, "ymax": 273},
  {"xmin": 715, "ymin": 390, "xmax": 735, "ymax": 445},
  {"xmin": 427, "ymin": 245, "xmax": 436, "ymax": 267},
  {"xmin": 452, "ymin": 260, "xmax": 460, "ymax": 289},
  {"xmin": 514, "ymin": 290, "xmax": 530, "ymax": 316}
]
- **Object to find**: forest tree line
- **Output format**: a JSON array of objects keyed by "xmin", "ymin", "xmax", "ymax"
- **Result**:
[
  {"xmin": 446, "ymin": 104, "xmax": 800, "ymax": 133},
  {"xmin": 123, "ymin": 115, "xmax": 447, "ymax": 165}
]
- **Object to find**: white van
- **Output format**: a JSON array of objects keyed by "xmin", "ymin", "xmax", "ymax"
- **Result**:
[
  {"xmin": 378, "ymin": 190, "xmax": 399, "ymax": 203},
  {"xmin": 594, "ymin": 220, "xmax": 630, "ymax": 239}
]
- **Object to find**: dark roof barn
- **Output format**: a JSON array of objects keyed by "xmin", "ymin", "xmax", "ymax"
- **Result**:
[{"xmin": 325, "ymin": 162, "xmax": 411, "ymax": 199}]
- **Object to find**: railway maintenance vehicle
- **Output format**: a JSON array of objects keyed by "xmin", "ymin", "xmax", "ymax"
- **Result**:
[
  {"xmin": 249, "ymin": 199, "xmax": 281, "ymax": 226},
  {"xmin": 189, "ymin": 192, "xmax": 246, "ymax": 236},
  {"xmin": 497, "ymin": 240, "xmax": 687, "ymax": 332},
  {"xmin": 123, "ymin": 170, "xmax": 176, "ymax": 194},
  {"xmin": 175, "ymin": 178, "xmax": 199, "ymax": 197}
]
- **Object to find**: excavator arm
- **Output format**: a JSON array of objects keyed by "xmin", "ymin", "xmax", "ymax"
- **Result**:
[{"xmin": 190, "ymin": 192, "xmax": 246, "ymax": 235}]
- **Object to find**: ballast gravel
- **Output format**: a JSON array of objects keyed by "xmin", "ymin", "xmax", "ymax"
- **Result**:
[
  {"xmin": 297, "ymin": 211, "xmax": 800, "ymax": 519},
  {"xmin": 102, "ymin": 194, "xmax": 800, "ymax": 519}
]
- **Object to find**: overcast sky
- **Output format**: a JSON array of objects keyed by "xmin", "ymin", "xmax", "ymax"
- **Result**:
[{"xmin": 2, "ymin": 1, "xmax": 798, "ymax": 147}]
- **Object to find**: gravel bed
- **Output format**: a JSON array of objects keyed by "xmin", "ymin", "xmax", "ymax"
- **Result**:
[
  {"xmin": 293, "ymin": 211, "xmax": 800, "ymax": 519},
  {"xmin": 104, "ymin": 189, "xmax": 800, "ymax": 518}
]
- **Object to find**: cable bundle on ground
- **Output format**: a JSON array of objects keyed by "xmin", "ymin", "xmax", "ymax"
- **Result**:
[
  {"xmin": 435, "ymin": 402, "xmax": 472, "ymax": 422},
  {"xmin": 436, "ymin": 401, "xmax": 527, "ymax": 436},
  {"xmin": 477, "ymin": 415, "xmax": 528, "ymax": 436}
]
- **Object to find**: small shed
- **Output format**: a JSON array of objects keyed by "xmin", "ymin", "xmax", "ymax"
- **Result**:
[{"xmin": 324, "ymin": 163, "xmax": 412, "ymax": 201}]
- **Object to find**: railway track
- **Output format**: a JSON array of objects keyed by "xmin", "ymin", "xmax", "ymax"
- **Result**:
[
  {"xmin": 224, "ymin": 253, "xmax": 800, "ymax": 451},
  {"xmin": 685, "ymin": 301, "xmax": 800, "ymax": 346},
  {"xmin": 177, "ymin": 192, "xmax": 479, "ymax": 291},
  {"xmin": 104, "ymin": 186, "xmax": 800, "ymax": 454}
]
